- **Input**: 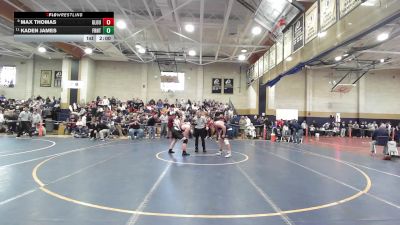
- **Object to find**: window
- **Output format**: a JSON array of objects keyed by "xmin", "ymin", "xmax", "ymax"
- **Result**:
[
  {"xmin": 0, "ymin": 66, "xmax": 16, "ymax": 87},
  {"xmin": 160, "ymin": 72, "xmax": 184, "ymax": 92}
]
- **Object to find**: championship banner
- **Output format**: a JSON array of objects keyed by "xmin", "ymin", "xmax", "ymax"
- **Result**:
[
  {"xmin": 212, "ymin": 78, "xmax": 222, "ymax": 93},
  {"xmin": 305, "ymin": 1, "xmax": 318, "ymax": 44},
  {"xmin": 292, "ymin": 15, "xmax": 304, "ymax": 52},
  {"xmin": 269, "ymin": 44, "xmax": 276, "ymax": 69},
  {"xmin": 54, "ymin": 70, "xmax": 62, "ymax": 87},
  {"xmin": 283, "ymin": 28, "xmax": 292, "ymax": 59},
  {"xmin": 258, "ymin": 56, "xmax": 263, "ymax": 77},
  {"xmin": 320, "ymin": 0, "xmax": 337, "ymax": 31},
  {"xmin": 254, "ymin": 60, "xmax": 259, "ymax": 78},
  {"xmin": 339, "ymin": 0, "xmax": 362, "ymax": 18},
  {"xmin": 263, "ymin": 50, "xmax": 269, "ymax": 73},
  {"xmin": 276, "ymin": 39, "xmax": 283, "ymax": 64},
  {"xmin": 223, "ymin": 79, "xmax": 234, "ymax": 94}
]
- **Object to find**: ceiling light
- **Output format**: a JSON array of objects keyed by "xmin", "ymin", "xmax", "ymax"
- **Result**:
[
  {"xmin": 38, "ymin": 46, "xmax": 46, "ymax": 53},
  {"xmin": 361, "ymin": 0, "xmax": 375, "ymax": 6},
  {"xmin": 188, "ymin": 50, "xmax": 196, "ymax": 56},
  {"xmin": 185, "ymin": 24, "xmax": 195, "ymax": 33},
  {"xmin": 377, "ymin": 33, "xmax": 389, "ymax": 41},
  {"xmin": 84, "ymin": 48, "xmax": 93, "ymax": 54},
  {"xmin": 241, "ymin": 49, "xmax": 247, "ymax": 53},
  {"xmin": 287, "ymin": 0, "xmax": 293, "ymax": 2},
  {"xmin": 238, "ymin": 54, "xmax": 246, "ymax": 61},
  {"xmin": 251, "ymin": 26, "xmax": 262, "ymax": 35},
  {"xmin": 343, "ymin": 54, "xmax": 349, "ymax": 57},
  {"xmin": 335, "ymin": 56, "xmax": 342, "ymax": 61},
  {"xmin": 138, "ymin": 47, "xmax": 146, "ymax": 54},
  {"xmin": 318, "ymin": 31, "xmax": 327, "ymax": 38},
  {"xmin": 380, "ymin": 58, "xmax": 385, "ymax": 63},
  {"xmin": 116, "ymin": 20, "xmax": 126, "ymax": 29},
  {"xmin": 286, "ymin": 56, "xmax": 293, "ymax": 62},
  {"xmin": 135, "ymin": 44, "xmax": 142, "ymax": 49}
]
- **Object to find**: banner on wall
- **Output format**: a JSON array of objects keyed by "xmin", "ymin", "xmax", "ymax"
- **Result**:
[
  {"xmin": 305, "ymin": 1, "xmax": 318, "ymax": 44},
  {"xmin": 269, "ymin": 44, "xmax": 276, "ymax": 69},
  {"xmin": 254, "ymin": 60, "xmax": 259, "ymax": 78},
  {"xmin": 292, "ymin": 15, "xmax": 304, "ymax": 52},
  {"xmin": 320, "ymin": 0, "xmax": 337, "ymax": 31},
  {"xmin": 223, "ymin": 79, "xmax": 234, "ymax": 94},
  {"xmin": 276, "ymin": 39, "xmax": 283, "ymax": 64},
  {"xmin": 258, "ymin": 56, "xmax": 263, "ymax": 77},
  {"xmin": 339, "ymin": 0, "xmax": 362, "ymax": 18},
  {"xmin": 283, "ymin": 28, "xmax": 292, "ymax": 59},
  {"xmin": 54, "ymin": 71, "xmax": 62, "ymax": 87},
  {"xmin": 212, "ymin": 78, "xmax": 222, "ymax": 93},
  {"xmin": 263, "ymin": 50, "xmax": 269, "ymax": 73}
]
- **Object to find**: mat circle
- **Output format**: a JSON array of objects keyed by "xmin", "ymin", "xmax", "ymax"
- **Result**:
[{"xmin": 156, "ymin": 150, "xmax": 249, "ymax": 166}]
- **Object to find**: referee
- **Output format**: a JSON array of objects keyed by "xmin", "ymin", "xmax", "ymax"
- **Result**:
[
  {"xmin": 193, "ymin": 111, "xmax": 207, "ymax": 153},
  {"xmin": 17, "ymin": 107, "xmax": 32, "ymax": 138}
]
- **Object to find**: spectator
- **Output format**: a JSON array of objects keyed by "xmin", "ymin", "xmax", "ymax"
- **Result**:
[
  {"xmin": 239, "ymin": 116, "xmax": 246, "ymax": 139},
  {"xmin": 370, "ymin": 123, "xmax": 389, "ymax": 154},
  {"xmin": 147, "ymin": 114, "xmax": 157, "ymax": 139},
  {"xmin": 17, "ymin": 107, "xmax": 32, "ymax": 138},
  {"xmin": 129, "ymin": 120, "xmax": 144, "ymax": 139},
  {"xmin": 159, "ymin": 112, "xmax": 168, "ymax": 138}
]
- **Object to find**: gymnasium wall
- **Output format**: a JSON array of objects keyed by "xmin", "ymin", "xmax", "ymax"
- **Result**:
[
  {"xmin": 267, "ymin": 68, "xmax": 400, "ymax": 121},
  {"xmin": 0, "ymin": 56, "xmax": 250, "ymax": 110},
  {"xmin": 0, "ymin": 56, "xmax": 62, "ymax": 99},
  {"xmin": 32, "ymin": 57, "xmax": 62, "ymax": 98},
  {"xmin": 94, "ymin": 60, "xmax": 249, "ymax": 110}
]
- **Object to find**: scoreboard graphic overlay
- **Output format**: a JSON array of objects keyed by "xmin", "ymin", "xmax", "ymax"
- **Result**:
[{"xmin": 14, "ymin": 12, "xmax": 114, "ymax": 42}]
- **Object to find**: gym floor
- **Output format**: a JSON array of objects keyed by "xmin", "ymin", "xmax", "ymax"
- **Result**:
[{"xmin": 1, "ymin": 136, "xmax": 400, "ymax": 225}]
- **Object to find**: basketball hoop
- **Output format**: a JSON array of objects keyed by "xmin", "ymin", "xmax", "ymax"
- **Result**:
[{"xmin": 331, "ymin": 84, "xmax": 355, "ymax": 93}]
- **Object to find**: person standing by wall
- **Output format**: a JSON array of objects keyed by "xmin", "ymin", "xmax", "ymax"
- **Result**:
[
  {"xmin": 159, "ymin": 112, "xmax": 168, "ymax": 138},
  {"xmin": 147, "ymin": 114, "xmax": 157, "ymax": 139},
  {"xmin": 17, "ymin": 107, "xmax": 32, "ymax": 138}
]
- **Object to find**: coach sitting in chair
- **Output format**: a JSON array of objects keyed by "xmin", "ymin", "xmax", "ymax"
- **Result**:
[{"xmin": 370, "ymin": 124, "xmax": 389, "ymax": 155}]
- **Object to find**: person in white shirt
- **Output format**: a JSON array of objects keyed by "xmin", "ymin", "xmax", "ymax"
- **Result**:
[
  {"xmin": 101, "ymin": 96, "xmax": 110, "ymax": 106},
  {"xmin": 245, "ymin": 116, "xmax": 251, "ymax": 127},
  {"xmin": 159, "ymin": 113, "xmax": 168, "ymax": 138},
  {"xmin": 0, "ymin": 110, "xmax": 5, "ymax": 124},
  {"xmin": 31, "ymin": 110, "xmax": 42, "ymax": 127},
  {"xmin": 0, "ymin": 110, "xmax": 5, "ymax": 131}
]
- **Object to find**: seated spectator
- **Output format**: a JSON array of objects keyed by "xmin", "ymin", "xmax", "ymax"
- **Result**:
[
  {"xmin": 370, "ymin": 124, "xmax": 389, "ymax": 155},
  {"xmin": 74, "ymin": 119, "xmax": 88, "ymax": 138},
  {"xmin": 128, "ymin": 120, "xmax": 144, "ymax": 139},
  {"xmin": 273, "ymin": 124, "xmax": 282, "ymax": 141},
  {"xmin": 97, "ymin": 121, "xmax": 110, "ymax": 141},
  {"xmin": 309, "ymin": 124, "xmax": 316, "ymax": 136},
  {"xmin": 246, "ymin": 123, "xmax": 256, "ymax": 139}
]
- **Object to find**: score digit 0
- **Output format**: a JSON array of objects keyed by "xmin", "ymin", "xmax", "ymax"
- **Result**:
[{"xmin": 102, "ymin": 18, "xmax": 114, "ymax": 26}]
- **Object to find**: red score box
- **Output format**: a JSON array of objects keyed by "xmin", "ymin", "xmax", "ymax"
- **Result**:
[{"xmin": 102, "ymin": 18, "xmax": 114, "ymax": 26}]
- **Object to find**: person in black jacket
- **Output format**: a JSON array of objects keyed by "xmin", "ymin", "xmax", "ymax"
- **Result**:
[{"xmin": 147, "ymin": 115, "xmax": 157, "ymax": 139}]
